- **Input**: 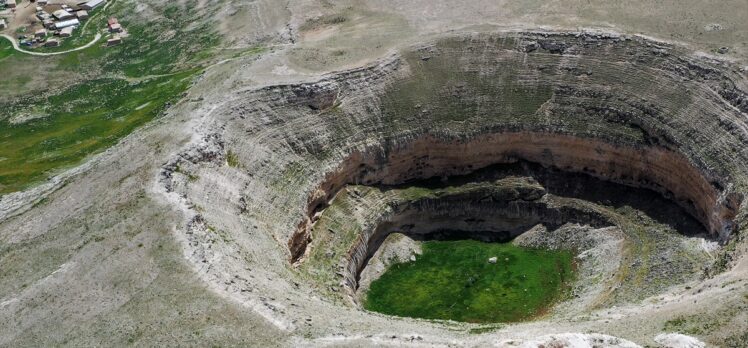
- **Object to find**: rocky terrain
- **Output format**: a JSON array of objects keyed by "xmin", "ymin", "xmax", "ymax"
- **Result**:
[
  {"xmin": 158, "ymin": 31, "xmax": 748, "ymax": 346},
  {"xmin": 1, "ymin": 1, "xmax": 748, "ymax": 347}
]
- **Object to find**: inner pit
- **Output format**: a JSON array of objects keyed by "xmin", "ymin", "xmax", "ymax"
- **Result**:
[
  {"xmin": 164, "ymin": 31, "xmax": 748, "ymax": 342},
  {"xmin": 297, "ymin": 157, "xmax": 721, "ymax": 320}
]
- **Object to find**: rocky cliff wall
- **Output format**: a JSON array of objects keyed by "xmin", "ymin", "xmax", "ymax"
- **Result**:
[{"xmin": 160, "ymin": 30, "xmax": 748, "ymax": 337}]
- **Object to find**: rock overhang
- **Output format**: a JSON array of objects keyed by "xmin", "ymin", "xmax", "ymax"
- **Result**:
[{"xmin": 162, "ymin": 30, "xmax": 748, "ymax": 342}]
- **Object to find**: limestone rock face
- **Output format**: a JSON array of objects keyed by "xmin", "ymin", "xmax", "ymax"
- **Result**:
[
  {"xmin": 497, "ymin": 333, "xmax": 642, "ymax": 348},
  {"xmin": 654, "ymin": 333, "xmax": 706, "ymax": 348},
  {"xmin": 160, "ymin": 31, "xmax": 748, "ymax": 345}
]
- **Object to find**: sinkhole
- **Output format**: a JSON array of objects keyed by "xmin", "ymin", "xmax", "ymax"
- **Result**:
[
  {"xmin": 273, "ymin": 33, "xmax": 746, "ymax": 324},
  {"xmin": 295, "ymin": 158, "xmax": 725, "ymax": 322}
]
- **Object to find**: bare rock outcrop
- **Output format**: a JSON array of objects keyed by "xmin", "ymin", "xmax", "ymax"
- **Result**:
[{"xmin": 160, "ymin": 31, "xmax": 748, "ymax": 345}]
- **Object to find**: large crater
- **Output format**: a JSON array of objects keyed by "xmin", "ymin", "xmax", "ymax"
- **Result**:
[
  {"xmin": 299, "ymin": 159, "xmax": 716, "ymax": 314},
  {"xmin": 163, "ymin": 31, "xmax": 748, "ymax": 343},
  {"xmin": 288, "ymin": 132, "xmax": 739, "ymax": 264}
]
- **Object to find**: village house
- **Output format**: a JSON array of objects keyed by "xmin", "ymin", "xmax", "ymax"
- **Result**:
[
  {"xmin": 34, "ymin": 28, "xmax": 47, "ymax": 38},
  {"xmin": 81, "ymin": 0, "xmax": 106, "ymax": 11},
  {"xmin": 36, "ymin": 11, "xmax": 51, "ymax": 21},
  {"xmin": 52, "ymin": 9, "xmax": 74, "ymax": 21},
  {"xmin": 109, "ymin": 22, "xmax": 121, "ymax": 32},
  {"xmin": 5, "ymin": 0, "xmax": 15, "ymax": 9},
  {"xmin": 75, "ymin": 10, "xmax": 88, "ymax": 20},
  {"xmin": 43, "ymin": 19, "xmax": 55, "ymax": 29},
  {"xmin": 37, "ymin": 0, "xmax": 48, "ymax": 5},
  {"xmin": 54, "ymin": 18, "xmax": 80, "ymax": 30},
  {"xmin": 107, "ymin": 35, "xmax": 121, "ymax": 46},
  {"xmin": 60, "ymin": 26, "xmax": 73, "ymax": 37},
  {"xmin": 44, "ymin": 39, "xmax": 59, "ymax": 47},
  {"xmin": 108, "ymin": 17, "xmax": 121, "ymax": 33},
  {"xmin": 0, "ymin": 18, "xmax": 6, "ymax": 30}
]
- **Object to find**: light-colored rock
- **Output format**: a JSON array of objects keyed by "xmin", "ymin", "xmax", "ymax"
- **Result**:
[
  {"xmin": 497, "ymin": 333, "xmax": 641, "ymax": 348},
  {"xmin": 654, "ymin": 333, "xmax": 706, "ymax": 348}
]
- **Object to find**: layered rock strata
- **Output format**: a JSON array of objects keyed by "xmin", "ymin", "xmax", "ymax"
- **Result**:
[
  {"xmin": 300, "ymin": 164, "xmax": 712, "ymax": 311},
  {"xmin": 289, "ymin": 132, "xmax": 740, "ymax": 263},
  {"xmin": 161, "ymin": 30, "xmax": 748, "ymax": 342}
]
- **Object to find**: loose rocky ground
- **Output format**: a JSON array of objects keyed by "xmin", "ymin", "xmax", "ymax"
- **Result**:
[{"xmin": 1, "ymin": 1, "xmax": 748, "ymax": 347}]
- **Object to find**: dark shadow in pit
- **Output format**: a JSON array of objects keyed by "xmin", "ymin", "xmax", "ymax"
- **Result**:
[
  {"xmin": 411, "ymin": 229, "xmax": 517, "ymax": 243},
  {"xmin": 376, "ymin": 160, "xmax": 709, "ymax": 238}
]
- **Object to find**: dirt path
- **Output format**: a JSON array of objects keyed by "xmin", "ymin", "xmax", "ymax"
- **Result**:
[
  {"xmin": 0, "ymin": 0, "xmax": 116, "ymax": 57},
  {"xmin": 80, "ymin": 0, "xmax": 115, "ymax": 33},
  {"xmin": 0, "ymin": 33, "xmax": 102, "ymax": 56}
]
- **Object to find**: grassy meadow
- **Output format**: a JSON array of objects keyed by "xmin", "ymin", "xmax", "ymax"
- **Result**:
[
  {"xmin": 365, "ymin": 239, "xmax": 575, "ymax": 323},
  {"xmin": 0, "ymin": 0, "xmax": 222, "ymax": 194}
]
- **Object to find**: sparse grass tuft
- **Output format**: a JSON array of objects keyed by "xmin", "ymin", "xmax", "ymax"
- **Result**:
[
  {"xmin": 226, "ymin": 150, "xmax": 240, "ymax": 168},
  {"xmin": 299, "ymin": 14, "xmax": 348, "ymax": 31}
]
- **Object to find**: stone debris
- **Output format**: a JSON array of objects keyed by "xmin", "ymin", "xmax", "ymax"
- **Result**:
[
  {"xmin": 704, "ymin": 23, "xmax": 724, "ymax": 31},
  {"xmin": 148, "ymin": 31, "xmax": 747, "ymax": 346},
  {"xmin": 654, "ymin": 333, "xmax": 706, "ymax": 348},
  {"xmin": 497, "ymin": 333, "xmax": 641, "ymax": 347}
]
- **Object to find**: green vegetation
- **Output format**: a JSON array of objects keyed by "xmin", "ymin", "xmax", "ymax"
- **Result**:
[
  {"xmin": 364, "ymin": 240, "xmax": 575, "ymax": 323},
  {"xmin": 663, "ymin": 304, "xmax": 744, "ymax": 337},
  {"xmin": 0, "ymin": 70, "xmax": 196, "ymax": 193},
  {"xmin": 0, "ymin": 37, "xmax": 14, "ymax": 61},
  {"xmin": 226, "ymin": 150, "xmax": 240, "ymax": 168},
  {"xmin": 35, "ymin": 5, "xmax": 107, "ymax": 53},
  {"xmin": 0, "ymin": 0, "xmax": 229, "ymax": 194}
]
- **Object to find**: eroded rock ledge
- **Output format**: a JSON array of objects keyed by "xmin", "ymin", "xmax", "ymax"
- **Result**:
[
  {"xmin": 161, "ymin": 30, "xmax": 748, "ymax": 342},
  {"xmin": 299, "ymin": 161, "xmax": 713, "ymax": 310},
  {"xmin": 289, "ymin": 132, "xmax": 741, "ymax": 263}
]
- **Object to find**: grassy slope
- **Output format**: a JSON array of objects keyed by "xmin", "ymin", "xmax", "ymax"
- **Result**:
[
  {"xmin": 0, "ymin": 0, "xmax": 221, "ymax": 194},
  {"xmin": 0, "ymin": 38, "xmax": 13, "ymax": 61},
  {"xmin": 0, "ymin": 71, "xmax": 195, "ymax": 192},
  {"xmin": 364, "ymin": 240, "xmax": 575, "ymax": 323}
]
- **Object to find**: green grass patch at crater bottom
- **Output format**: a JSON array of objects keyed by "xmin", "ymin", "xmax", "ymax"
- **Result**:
[{"xmin": 364, "ymin": 239, "xmax": 575, "ymax": 323}]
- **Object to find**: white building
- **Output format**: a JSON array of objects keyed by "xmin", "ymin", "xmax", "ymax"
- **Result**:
[
  {"xmin": 54, "ymin": 18, "xmax": 80, "ymax": 29},
  {"xmin": 0, "ymin": 19, "xmax": 6, "ymax": 30},
  {"xmin": 52, "ymin": 9, "xmax": 74, "ymax": 20},
  {"xmin": 81, "ymin": 0, "xmax": 106, "ymax": 11},
  {"xmin": 5, "ymin": 0, "xmax": 15, "ymax": 9}
]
